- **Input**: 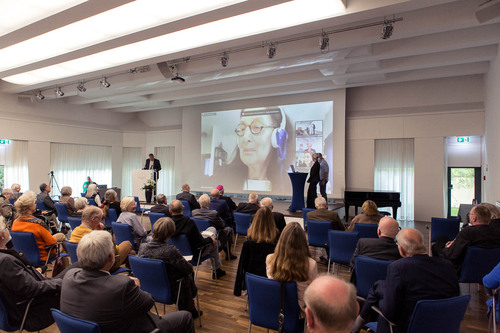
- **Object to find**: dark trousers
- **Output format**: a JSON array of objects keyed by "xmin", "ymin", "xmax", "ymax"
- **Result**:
[
  {"xmin": 319, "ymin": 180, "xmax": 328, "ymax": 201},
  {"xmin": 306, "ymin": 181, "xmax": 318, "ymax": 208}
]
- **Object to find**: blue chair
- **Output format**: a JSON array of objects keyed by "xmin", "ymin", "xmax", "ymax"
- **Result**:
[
  {"xmin": 0, "ymin": 294, "xmax": 34, "ymax": 332},
  {"xmin": 80, "ymin": 192, "xmax": 86, "ymax": 197},
  {"xmin": 246, "ymin": 273, "xmax": 301, "ymax": 333},
  {"xmin": 179, "ymin": 200, "xmax": 191, "ymax": 217},
  {"xmin": 192, "ymin": 218, "xmax": 210, "ymax": 232},
  {"xmin": 36, "ymin": 200, "xmax": 47, "ymax": 211},
  {"xmin": 354, "ymin": 256, "xmax": 393, "ymax": 300},
  {"xmin": 307, "ymin": 220, "xmax": 331, "ymax": 258},
  {"xmin": 104, "ymin": 208, "xmax": 118, "ymax": 227},
  {"xmin": 366, "ymin": 295, "xmax": 470, "ymax": 333},
  {"xmin": 234, "ymin": 212, "xmax": 252, "ymax": 251},
  {"xmin": 167, "ymin": 234, "xmax": 214, "ymax": 281},
  {"xmin": 430, "ymin": 217, "xmax": 460, "ymax": 242},
  {"xmin": 8, "ymin": 198, "xmax": 14, "ymax": 205},
  {"xmin": 68, "ymin": 217, "xmax": 82, "ymax": 230},
  {"xmin": 459, "ymin": 247, "xmax": 500, "ymax": 286},
  {"xmin": 354, "ymin": 223, "xmax": 379, "ymax": 238},
  {"xmin": 10, "ymin": 231, "xmax": 67, "ymax": 267},
  {"xmin": 134, "ymin": 196, "xmax": 150, "ymax": 214},
  {"xmin": 148, "ymin": 212, "xmax": 165, "ymax": 230},
  {"xmin": 87, "ymin": 198, "xmax": 97, "ymax": 206},
  {"xmin": 51, "ymin": 308, "xmax": 101, "ymax": 333},
  {"xmin": 328, "ymin": 230, "xmax": 359, "ymax": 274},
  {"xmin": 302, "ymin": 208, "xmax": 316, "ymax": 229},
  {"xmin": 55, "ymin": 202, "xmax": 70, "ymax": 227},
  {"xmin": 112, "ymin": 222, "xmax": 137, "ymax": 251},
  {"xmin": 65, "ymin": 240, "xmax": 79, "ymax": 263}
]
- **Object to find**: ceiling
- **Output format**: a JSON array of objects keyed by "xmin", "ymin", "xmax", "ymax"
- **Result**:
[{"xmin": 1, "ymin": 0, "xmax": 499, "ymax": 116}]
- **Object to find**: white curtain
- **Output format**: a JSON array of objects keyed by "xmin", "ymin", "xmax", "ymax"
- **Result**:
[
  {"xmin": 50, "ymin": 143, "xmax": 112, "ymax": 197},
  {"xmin": 122, "ymin": 147, "xmax": 143, "ymax": 197},
  {"xmin": 4, "ymin": 140, "xmax": 30, "ymax": 191},
  {"xmin": 155, "ymin": 147, "xmax": 175, "ymax": 197},
  {"xmin": 374, "ymin": 139, "xmax": 414, "ymax": 221}
]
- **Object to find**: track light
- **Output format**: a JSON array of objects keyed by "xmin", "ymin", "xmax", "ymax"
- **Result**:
[
  {"xmin": 36, "ymin": 90, "xmax": 45, "ymax": 100},
  {"xmin": 381, "ymin": 20, "xmax": 394, "ymax": 39},
  {"xmin": 55, "ymin": 86, "xmax": 64, "ymax": 97},
  {"xmin": 219, "ymin": 52, "xmax": 229, "ymax": 67},
  {"xmin": 100, "ymin": 76, "xmax": 111, "ymax": 88},
  {"xmin": 77, "ymin": 81, "xmax": 86, "ymax": 93},
  {"xmin": 267, "ymin": 43, "xmax": 277, "ymax": 59},
  {"xmin": 319, "ymin": 32, "xmax": 329, "ymax": 51}
]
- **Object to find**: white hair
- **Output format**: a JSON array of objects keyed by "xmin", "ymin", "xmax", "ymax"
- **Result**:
[{"xmin": 77, "ymin": 231, "xmax": 114, "ymax": 271}]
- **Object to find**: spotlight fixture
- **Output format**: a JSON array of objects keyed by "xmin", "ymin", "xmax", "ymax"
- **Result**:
[
  {"xmin": 168, "ymin": 64, "xmax": 185, "ymax": 82},
  {"xmin": 381, "ymin": 19, "xmax": 394, "ymax": 39},
  {"xmin": 319, "ymin": 32, "xmax": 329, "ymax": 51},
  {"xmin": 55, "ymin": 86, "xmax": 64, "ymax": 97},
  {"xmin": 100, "ymin": 76, "xmax": 111, "ymax": 88},
  {"xmin": 77, "ymin": 81, "xmax": 86, "ymax": 93},
  {"xmin": 36, "ymin": 90, "xmax": 45, "ymax": 100},
  {"xmin": 267, "ymin": 43, "xmax": 277, "ymax": 59},
  {"xmin": 219, "ymin": 52, "xmax": 229, "ymax": 67}
]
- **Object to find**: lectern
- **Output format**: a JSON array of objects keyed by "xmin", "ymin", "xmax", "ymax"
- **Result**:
[
  {"xmin": 288, "ymin": 172, "xmax": 308, "ymax": 212},
  {"xmin": 132, "ymin": 170, "xmax": 154, "ymax": 202}
]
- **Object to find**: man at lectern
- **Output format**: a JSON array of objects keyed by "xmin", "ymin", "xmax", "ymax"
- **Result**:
[{"xmin": 143, "ymin": 154, "xmax": 161, "ymax": 202}]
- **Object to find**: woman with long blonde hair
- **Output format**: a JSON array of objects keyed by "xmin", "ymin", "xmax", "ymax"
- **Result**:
[{"xmin": 266, "ymin": 222, "xmax": 318, "ymax": 317}]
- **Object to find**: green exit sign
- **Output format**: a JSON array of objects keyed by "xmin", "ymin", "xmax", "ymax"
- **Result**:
[
  {"xmin": 0, "ymin": 139, "xmax": 10, "ymax": 145},
  {"xmin": 457, "ymin": 137, "xmax": 469, "ymax": 143}
]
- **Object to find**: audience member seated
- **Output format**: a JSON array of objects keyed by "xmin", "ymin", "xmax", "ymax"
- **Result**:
[
  {"xmin": 351, "ymin": 228, "xmax": 459, "ymax": 333},
  {"xmin": 170, "ymin": 199, "xmax": 226, "ymax": 279},
  {"xmin": 307, "ymin": 196, "xmax": 344, "ymax": 231},
  {"xmin": 58, "ymin": 186, "xmax": 76, "ymax": 216},
  {"xmin": 150, "ymin": 194, "xmax": 171, "ymax": 216},
  {"xmin": 266, "ymin": 222, "xmax": 318, "ymax": 318},
  {"xmin": 346, "ymin": 200, "xmax": 383, "ymax": 232},
  {"xmin": 71, "ymin": 197, "xmax": 88, "ymax": 217},
  {"xmin": 176, "ymin": 183, "xmax": 200, "ymax": 211},
  {"xmin": 0, "ymin": 217, "xmax": 63, "ymax": 331},
  {"xmin": 482, "ymin": 202, "xmax": 500, "ymax": 230},
  {"xmin": 260, "ymin": 197, "xmax": 286, "ymax": 232},
  {"xmin": 217, "ymin": 184, "xmax": 237, "ymax": 212},
  {"xmin": 11, "ymin": 183, "xmax": 21, "ymax": 201},
  {"xmin": 234, "ymin": 206, "xmax": 278, "ymax": 296},
  {"xmin": 37, "ymin": 183, "xmax": 60, "ymax": 230},
  {"xmin": 139, "ymin": 217, "xmax": 201, "ymax": 318},
  {"xmin": 304, "ymin": 275, "xmax": 359, "ymax": 333},
  {"xmin": 209, "ymin": 188, "xmax": 234, "ymax": 229},
  {"xmin": 85, "ymin": 183, "xmax": 102, "ymax": 207},
  {"xmin": 235, "ymin": 192, "xmax": 260, "ymax": 215},
  {"xmin": 0, "ymin": 188, "xmax": 15, "ymax": 227},
  {"xmin": 193, "ymin": 194, "xmax": 236, "ymax": 260},
  {"xmin": 12, "ymin": 191, "xmax": 66, "ymax": 262},
  {"xmin": 117, "ymin": 196, "xmax": 151, "ymax": 248},
  {"xmin": 70, "ymin": 206, "xmax": 134, "ymax": 271},
  {"xmin": 102, "ymin": 189, "xmax": 122, "ymax": 218},
  {"xmin": 60, "ymin": 231, "xmax": 195, "ymax": 333},
  {"xmin": 433, "ymin": 203, "xmax": 500, "ymax": 275}
]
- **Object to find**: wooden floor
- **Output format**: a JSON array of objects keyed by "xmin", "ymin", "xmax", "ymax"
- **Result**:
[{"xmin": 18, "ymin": 211, "xmax": 491, "ymax": 333}]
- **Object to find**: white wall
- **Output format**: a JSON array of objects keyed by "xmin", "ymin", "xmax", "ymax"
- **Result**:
[{"xmin": 446, "ymin": 136, "xmax": 482, "ymax": 167}]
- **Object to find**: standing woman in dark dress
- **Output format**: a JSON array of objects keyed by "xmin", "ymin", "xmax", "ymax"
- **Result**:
[{"xmin": 306, "ymin": 153, "xmax": 320, "ymax": 208}]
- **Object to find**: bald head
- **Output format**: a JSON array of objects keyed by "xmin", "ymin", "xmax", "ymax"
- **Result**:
[
  {"xmin": 396, "ymin": 228, "xmax": 427, "ymax": 257},
  {"xmin": 210, "ymin": 188, "xmax": 220, "ymax": 198},
  {"xmin": 378, "ymin": 217, "xmax": 399, "ymax": 239},
  {"xmin": 169, "ymin": 200, "xmax": 184, "ymax": 215},
  {"xmin": 260, "ymin": 197, "xmax": 273, "ymax": 210},
  {"xmin": 304, "ymin": 275, "xmax": 358, "ymax": 333}
]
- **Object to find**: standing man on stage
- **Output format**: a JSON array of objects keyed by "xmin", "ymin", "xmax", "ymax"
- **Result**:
[
  {"xmin": 318, "ymin": 153, "xmax": 329, "ymax": 202},
  {"xmin": 143, "ymin": 154, "xmax": 161, "ymax": 203}
]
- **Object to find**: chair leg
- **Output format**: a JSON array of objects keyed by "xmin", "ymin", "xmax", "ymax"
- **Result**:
[
  {"xmin": 327, "ymin": 259, "xmax": 331, "ymax": 274},
  {"xmin": 234, "ymin": 234, "xmax": 239, "ymax": 252},
  {"xmin": 153, "ymin": 302, "xmax": 160, "ymax": 317},
  {"xmin": 248, "ymin": 323, "xmax": 251, "ymax": 333},
  {"xmin": 195, "ymin": 293, "xmax": 202, "ymax": 327}
]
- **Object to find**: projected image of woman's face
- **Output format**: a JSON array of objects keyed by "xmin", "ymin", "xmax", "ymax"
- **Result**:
[{"xmin": 236, "ymin": 114, "xmax": 275, "ymax": 179}]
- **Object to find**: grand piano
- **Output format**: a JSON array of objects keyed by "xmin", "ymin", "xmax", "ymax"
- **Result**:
[{"xmin": 344, "ymin": 189, "xmax": 402, "ymax": 221}]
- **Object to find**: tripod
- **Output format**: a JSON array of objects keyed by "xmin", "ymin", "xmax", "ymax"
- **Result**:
[{"xmin": 48, "ymin": 171, "xmax": 61, "ymax": 198}]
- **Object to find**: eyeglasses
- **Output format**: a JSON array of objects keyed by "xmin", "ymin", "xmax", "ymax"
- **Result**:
[{"xmin": 234, "ymin": 121, "xmax": 275, "ymax": 137}]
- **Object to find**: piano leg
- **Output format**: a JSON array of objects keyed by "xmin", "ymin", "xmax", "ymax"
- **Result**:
[{"xmin": 392, "ymin": 206, "xmax": 398, "ymax": 220}]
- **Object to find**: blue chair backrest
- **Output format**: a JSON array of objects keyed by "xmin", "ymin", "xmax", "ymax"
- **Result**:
[
  {"xmin": 104, "ymin": 208, "xmax": 118, "ymax": 227},
  {"xmin": 355, "ymin": 256, "xmax": 393, "ymax": 298},
  {"xmin": 133, "ymin": 196, "xmax": 142, "ymax": 212},
  {"xmin": 55, "ymin": 202, "xmax": 70, "ymax": 223},
  {"xmin": 65, "ymin": 241, "xmax": 79, "ymax": 263},
  {"xmin": 234, "ymin": 212, "xmax": 252, "ymax": 236},
  {"xmin": 430, "ymin": 217, "xmax": 460, "ymax": 242},
  {"xmin": 148, "ymin": 212, "xmax": 165, "ymax": 230},
  {"xmin": 192, "ymin": 218, "xmax": 210, "ymax": 232},
  {"xmin": 406, "ymin": 295, "xmax": 470, "ymax": 333},
  {"xmin": 36, "ymin": 200, "xmax": 47, "ymax": 211},
  {"xmin": 328, "ymin": 230, "xmax": 359, "ymax": 265},
  {"xmin": 8, "ymin": 198, "xmax": 14, "ymax": 205},
  {"xmin": 302, "ymin": 208, "xmax": 316, "ymax": 223},
  {"xmin": 459, "ymin": 247, "xmax": 500, "ymax": 284},
  {"xmin": 354, "ymin": 223, "xmax": 379, "ymax": 239},
  {"xmin": 180, "ymin": 200, "xmax": 191, "ymax": 217},
  {"xmin": 67, "ymin": 217, "xmax": 81, "ymax": 230},
  {"xmin": 167, "ymin": 234, "xmax": 193, "ymax": 257},
  {"xmin": 112, "ymin": 222, "xmax": 135, "ymax": 249},
  {"xmin": 51, "ymin": 308, "xmax": 101, "ymax": 333},
  {"xmin": 128, "ymin": 255, "xmax": 173, "ymax": 305},
  {"xmin": 10, "ymin": 231, "xmax": 43, "ymax": 266},
  {"xmin": 246, "ymin": 273, "xmax": 301, "ymax": 333},
  {"xmin": 0, "ymin": 294, "xmax": 18, "ymax": 331},
  {"xmin": 80, "ymin": 192, "xmax": 86, "ymax": 197},
  {"xmin": 87, "ymin": 198, "xmax": 97, "ymax": 206},
  {"xmin": 307, "ymin": 220, "xmax": 331, "ymax": 248}
]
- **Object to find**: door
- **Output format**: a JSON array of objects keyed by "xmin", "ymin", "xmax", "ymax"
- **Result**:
[{"xmin": 447, "ymin": 167, "xmax": 481, "ymax": 217}]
